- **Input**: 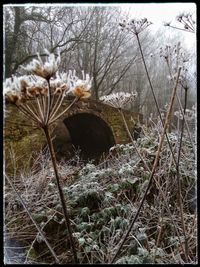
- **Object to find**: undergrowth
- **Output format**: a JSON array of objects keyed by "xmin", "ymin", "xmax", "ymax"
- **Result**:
[{"xmin": 4, "ymin": 123, "xmax": 197, "ymax": 264}]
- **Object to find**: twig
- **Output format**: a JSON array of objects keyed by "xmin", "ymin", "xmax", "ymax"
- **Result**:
[
  {"xmin": 166, "ymin": 60, "xmax": 195, "ymax": 154},
  {"xmin": 45, "ymin": 79, "xmax": 51, "ymax": 125},
  {"xmin": 176, "ymin": 87, "xmax": 189, "ymax": 261},
  {"xmin": 165, "ymin": 25, "xmax": 195, "ymax": 33},
  {"xmin": 135, "ymin": 32, "xmax": 179, "ymax": 170},
  {"xmin": 119, "ymin": 107, "xmax": 186, "ymax": 255},
  {"xmin": 25, "ymin": 211, "xmax": 57, "ymax": 263}
]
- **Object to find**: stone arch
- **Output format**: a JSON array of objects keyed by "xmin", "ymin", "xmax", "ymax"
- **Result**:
[
  {"xmin": 5, "ymin": 100, "xmax": 142, "ymax": 174},
  {"xmin": 53, "ymin": 112, "xmax": 116, "ymax": 162}
]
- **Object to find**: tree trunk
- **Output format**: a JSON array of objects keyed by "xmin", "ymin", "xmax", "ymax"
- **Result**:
[{"xmin": 5, "ymin": 7, "xmax": 21, "ymax": 78}]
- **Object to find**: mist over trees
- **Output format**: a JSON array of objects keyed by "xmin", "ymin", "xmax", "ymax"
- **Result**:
[{"xmin": 4, "ymin": 5, "xmax": 196, "ymax": 118}]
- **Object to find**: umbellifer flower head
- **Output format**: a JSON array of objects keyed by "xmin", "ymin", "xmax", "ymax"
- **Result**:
[
  {"xmin": 100, "ymin": 92, "xmax": 137, "ymax": 109},
  {"xmin": 4, "ymin": 75, "xmax": 49, "ymax": 104},
  {"xmin": 68, "ymin": 70, "xmax": 92, "ymax": 99},
  {"xmin": 22, "ymin": 49, "xmax": 61, "ymax": 80},
  {"xmin": 4, "ymin": 49, "xmax": 93, "ymax": 127},
  {"xmin": 119, "ymin": 18, "xmax": 152, "ymax": 35}
]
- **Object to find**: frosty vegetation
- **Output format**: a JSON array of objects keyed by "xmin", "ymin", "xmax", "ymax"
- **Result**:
[
  {"xmin": 4, "ymin": 5, "xmax": 196, "ymax": 265},
  {"xmin": 4, "ymin": 126, "xmax": 196, "ymax": 264}
]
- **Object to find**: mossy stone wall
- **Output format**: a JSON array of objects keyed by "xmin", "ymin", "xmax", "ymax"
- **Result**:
[{"xmin": 4, "ymin": 99, "xmax": 142, "ymax": 175}]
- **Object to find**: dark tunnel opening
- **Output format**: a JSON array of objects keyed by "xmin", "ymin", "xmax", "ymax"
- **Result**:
[{"xmin": 61, "ymin": 113, "xmax": 115, "ymax": 162}]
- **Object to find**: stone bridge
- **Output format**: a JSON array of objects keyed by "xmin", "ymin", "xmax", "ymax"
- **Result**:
[{"xmin": 4, "ymin": 99, "xmax": 142, "ymax": 174}]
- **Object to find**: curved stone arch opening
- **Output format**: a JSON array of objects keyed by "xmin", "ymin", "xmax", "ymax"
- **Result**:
[{"xmin": 53, "ymin": 112, "xmax": 116, "ymax": 162}]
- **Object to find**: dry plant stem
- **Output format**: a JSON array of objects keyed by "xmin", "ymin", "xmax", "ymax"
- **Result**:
[
  {"xmin": 156, "ymin": 218, "xmax": 163, "ymax": 247},
  {"xmin": 186, "ymin": 18, "xmax": 195, "ymax": 31},
  {"xmin": 49, "ymin": 97, "xmax": 79, "ymax": 125},
  {"xmin": 42, "ymin": 125, "xmax": 78, "ymax": 263},
  {"xmin": 28, "ymin": 99, "xmax": 41, "ymax": 119},
  {"xmin": 41, "ymin": 95, "xmax": 46, "ymax": 119},
  {"xmin": 119, "ymin": 107, "xmax": 184, "ymax": 250},
  {"xmin": 153, "ymin": 208, "xmax": 165, "ymax": 262},
  {"xmin": 50, "ymin": 91, "xmax": 56, "ymax": 110},
  {"xmin": 176, "ymin": 87, "xmax": 189, "ymax": 260},
  {"xmin": 166, "ymin": 61, "xmax": 195, "ymax": 154},
  {"xmin": 16, "ymin": 104, "xmax": 39, "ymax": 124},
  {"xmin": 110, "ymin": 67, "xmax": 182, "ymax": 264},
  {"xmin": 23, "ymin": 102, "xmax": 42, "ymax": 124},
  {"xmin": 135, "ymin": 33, "xmax": 178, "ymax": 168},
  {"xmin": 166, "ymin": 25, "xmax": 195, "ymax": 33},
  {"xmin": 176, "ymin": 92, "xmax": 195, "ymax": 154},
  {"xmin": 136, "ymin": 35, "xmax": 190, "ymax": 257},
  {"xmin": 114, "ymin": 109, "xmax": 185, "ymax": 255},
  {"xmin": 5, "ymin": 174, "xmax": 60, "ymax": 264},
  {"xmin": 19, "ymin": 103, "xmax": 38, "ymax": 122},
  {"xmin": 25, "ymin": 211, "xmax": 57, "ymax": 263},
  {"xmin": 36, "ymin": 97, "xmax": 45, "ymax": 122},
  {"xmin": 45, "ymin": 79, "xmax": 51, "ymax": 125},
  {"xmin": 49, "ymin": 91, "xmax": 65, "ymax": 122}
]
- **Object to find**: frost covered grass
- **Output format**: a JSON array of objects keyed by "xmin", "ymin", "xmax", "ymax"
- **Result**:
[{"xmin": 4, "ymin": 121, "xmax": 197, "ymax": 264}]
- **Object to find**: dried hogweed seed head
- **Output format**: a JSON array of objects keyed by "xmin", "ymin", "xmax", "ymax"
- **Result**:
[
  {"xmin": 4, "ymin": 75, "xmax": 50, "ymax": 104},
  {"xmin": 68, "ymin": 71, "xmax": 92, "ymax": 99},
  {"xmin": 119, "ymin": 17, "xmax": 152, "ymax": 35},
  {"xmin": 50, "ymin": 72, "xmax": 70, "ymax": 95},
  {"xmin": 100, "ymin": 92, "xmax": 137, "ymax": 109},
  {"xmin": 54, "ymin": 87, "xmax": 63, "ymax": 95},
  {"xmin": 20, "ymin": 79, "xmax": 29, "ymax": 95},
  {"xmin": 22, "ymin": 49, "xmax": 61, "ymax": 80},
  {"xmin": 170, "ymin": 12, "xmax": 196, "ymax": 33},
  {"xmin": 4, "ymin": 76, "xmax": 26, "ymax": 104}
]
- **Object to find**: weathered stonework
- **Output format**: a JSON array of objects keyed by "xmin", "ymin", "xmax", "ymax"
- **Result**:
[{"xmin": 4, "ymin": 99, "xmax": 142, "ymax": 175}]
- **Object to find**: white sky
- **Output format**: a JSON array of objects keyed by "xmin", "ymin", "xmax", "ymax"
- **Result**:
[
  {"xmin": 120, "ymin": 3, "xmax": 196, "ymax": 23},
  {"xmin": 85, "ymin": 3, "xmax": 195, "ymax": 49},
  {"xmin": 5, "ymin": 2, "xmax": 196, "ymax": 26},
  {"xmin": 119, "ymin": 3, "xmax": 196, "ymax": 50}
]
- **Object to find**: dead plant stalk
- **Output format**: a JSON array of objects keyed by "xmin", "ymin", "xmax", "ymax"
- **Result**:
[
  {"xmin": 119, "ymin": 100, "xmax": 186, "ymax": 259},
  {"xmin": 176, "ymin": 86, "xmax": 189, "ymax": 259},
  {"xmin": 135, "ymin": 33, "xmax": 180, "ymax": 170},
  {"xmin": 110, "ymin": 67, "xmax": 182, "ymax": 263},
  {"xmin": 42, "ymin": 125, "xmax": 78, "ymax": 263}
]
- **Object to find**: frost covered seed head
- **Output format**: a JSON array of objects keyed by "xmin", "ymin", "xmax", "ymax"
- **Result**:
[
  {"xmin": 174, "ymin": 109, "xmax": 195, "ymax": 121},
  {"xmin": 119, "ymin": 18, "xmax": 152, "ymax": 35},
  {"xmin": 23, "ymin": 49, "xmax": 61, "ymax": 80},
  {"xmin": 49, "ymin": 72, "xmax": 70, "ymax": 95},
  {"xmin": 100, "ymin": 92, "xmax": 137, "ymax": 109},
  {"xmin": 164, "ymin": 12, "xmax": 195, "ymax": 33},
  {"xmin": 4, "ymin": 48, "xmax": 93, "ymax": 128},
  {"xmin": 4, "ymin": 75, "xmax": 49, "ymax": 104},
  {"xmin": 68, "ymin": 70, "xmax": 92, "ymax": 99}
]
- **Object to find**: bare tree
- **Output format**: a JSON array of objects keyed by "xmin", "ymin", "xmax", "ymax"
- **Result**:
[
  {"xmin": 4, "ymin": 6, "xmax": 92, "ymax": 78},
  {"xmin": 4, "ymin": 5, "xmax": 196, "ymax": 113}
]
